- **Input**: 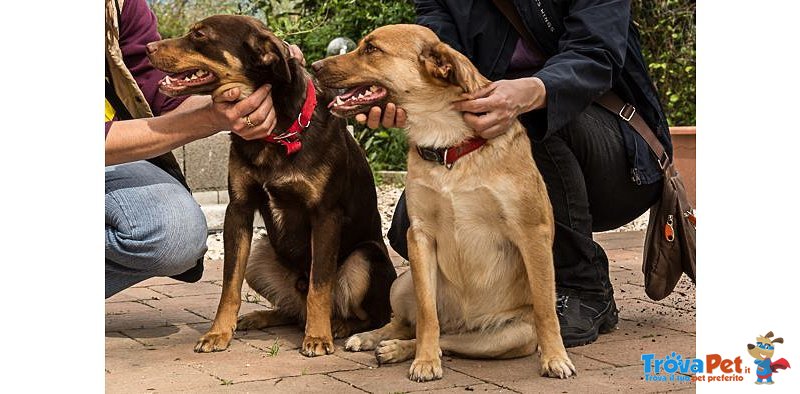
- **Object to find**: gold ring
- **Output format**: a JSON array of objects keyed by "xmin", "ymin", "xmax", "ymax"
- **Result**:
[{"xmin": 244, "ymin": 115, "xmax": 255, "ymax": 128}]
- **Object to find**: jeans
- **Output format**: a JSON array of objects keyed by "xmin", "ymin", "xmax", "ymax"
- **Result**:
[
  {"xmin": 388, "ymin": 103, "xmax": 662, "ymax": 297},
  {"xmin": 105, "ymin": 161, "xmax": 208, "ymax": 298}
]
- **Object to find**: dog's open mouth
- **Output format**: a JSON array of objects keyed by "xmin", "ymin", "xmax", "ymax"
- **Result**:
[
  {"xmin": 328, "ymin": 84, "xmax": 388, "ymax": 118},
  {"xmin": 158, "ymin": 69, "xmax": 218, "ymax": 96}
]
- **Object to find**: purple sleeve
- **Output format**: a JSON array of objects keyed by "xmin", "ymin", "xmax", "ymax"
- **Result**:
[{"xmin": 118, "ymin": 0, "xmax": 186, "ymax": 115}]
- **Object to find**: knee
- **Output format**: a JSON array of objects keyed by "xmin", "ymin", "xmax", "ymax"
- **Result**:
[{"xmin": 109, "ymin": 198, "xmax": 207, "ymax": 277}]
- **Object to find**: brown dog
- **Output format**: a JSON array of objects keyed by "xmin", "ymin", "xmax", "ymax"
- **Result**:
[
  {"xmin": 313, "ymin": 24, "xmax": 575, "ymax": 381},
  {"xmin": 146, "ymin": 15, "xmax": 396, "ymax": 357}
]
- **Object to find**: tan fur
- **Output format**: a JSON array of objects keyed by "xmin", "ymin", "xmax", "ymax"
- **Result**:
[{"xmin": 316, "ymin": 24, "xmax": 575, "ymax": 381}]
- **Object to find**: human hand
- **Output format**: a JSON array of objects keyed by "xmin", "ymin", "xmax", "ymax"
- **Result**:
[
  {"xmin": 354, "ymin": 103, "xmax": 407, "ymax": 129},
  {"xmin": 452, "ymin": 77, "xmax": 546, "ymax": 139},
  {"xmin": 209, "ymin": 84, "xmax": 276, "ymax": 140},
  {"xmin": 286, "ymin": 43, "xmax": 306, "ymax": 66}
]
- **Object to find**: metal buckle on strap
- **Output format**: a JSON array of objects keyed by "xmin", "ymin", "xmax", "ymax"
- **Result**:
[
  {"xmin": 297, "ymin": 113, "xmax": 311, "ymax": 128},
  {"xmin": 272, "ymin": 131, "xmax": 299, "ymax": 141},
  {"xmin": 619, "ymin": 103, "xmax": 636, "ymax": 122},
  {"xmin": 417, "ymin": 146, "xmax": 444, "ymax": 165},
  {"xmin": 657, "ymin": 151, "xmax": 670, "ymax": 170}
]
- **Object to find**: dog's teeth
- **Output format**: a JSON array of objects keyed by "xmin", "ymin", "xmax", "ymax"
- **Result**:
[
  {"xmin": 335, "ymin": 97, "xmax": 344, "ymax": 105},
  {"xmin": 190, "ymin": 74, "xmax": 197, "ymax": 80},
  {"xmin": 370, "ymin": 85, "xmax": 378, "ymax": 92},
  {"xmin": 165, "ymin": 76, "xmax": 172, "ymax": 84}
]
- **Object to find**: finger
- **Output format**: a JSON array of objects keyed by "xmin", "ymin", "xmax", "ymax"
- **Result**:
[
  {"xmin": 366, "ymin": 107, "xmax": 382, "ymax": 129},
  {"xmin": 247, "ymin": 92, "xmax": 274, "ymax": 125},
  {"xmin": 477, "ymin": 123, "xmax": 508, "ymax": 139},
  {"xmin": 214, "ymin": 87, "xmax": 241, "ymax": 103},
  {"xmin": 453, "ymin": 96, "xmax": 497, "ymax": 113},
  {"xmin": 395, "ymin": 108, "xmax": 407, "ymax": 128},
  {"xmin": 382, "ymin": 103, "xmax": 397, "ymax": 128},
  {"xmin": 461, "ymin": 82, "xmax": 496, "ymax": 100},
  {"xmin": 463, "ymin": 111, "xmax": 499, "ymax": 133},
  {"xmin": 289, "ymin": 44, "xmax": 306, "ymax": 66},
  {"xmin": 233, "ymin": 84, "xmax": 271, "ymax": 116},
  {"xmin": 355, "ymin": 113, "xmax": 367, "ymax": 124},
  {"xmin": 244, "ymin": 108, "xmax": 277, "ymax": 140}
]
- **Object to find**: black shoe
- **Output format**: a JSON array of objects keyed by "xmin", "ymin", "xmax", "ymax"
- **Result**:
[
  {"xmin": 556, "ymin": 288, "xmax": 618, "ymax": 347},
  {"xmin": 169, "ymin": 258, "xmax": 204, "ymax": 283}
]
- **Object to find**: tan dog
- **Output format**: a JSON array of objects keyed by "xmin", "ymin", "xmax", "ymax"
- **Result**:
[{"xmin": 312, "ymin": 24, "xmax": 575, "ymax": 381}]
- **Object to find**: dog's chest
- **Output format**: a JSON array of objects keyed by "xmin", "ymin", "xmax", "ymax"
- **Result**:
[{"xmin": 409, "ymin": 178, "xmax": 525, "ymax": 292}]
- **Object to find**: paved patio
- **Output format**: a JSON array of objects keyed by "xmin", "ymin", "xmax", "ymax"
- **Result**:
[{"xmin": 106, "ymin": 230, "xmax": 696, "ymax": 393}]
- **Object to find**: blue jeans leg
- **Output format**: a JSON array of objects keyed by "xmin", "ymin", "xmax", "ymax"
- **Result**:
[{"xmin": 105, "ymin": 161, "xmax": 208, "ymax": 298}]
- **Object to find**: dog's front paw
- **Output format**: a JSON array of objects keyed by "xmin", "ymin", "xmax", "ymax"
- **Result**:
[
  {"xmin": 194, "ymin": 330, "xmax": 233, "ymax": 353},
  {"xmin": 539, "ymin": 352, "xmax": 576, "ymax": 379},
  {"xmin": 300, "ymin": 335, "xmax": 335, "ymax": 357},
  {"xmin": 408, "ymin": 357, "xmax": 443, "ymax": 382},
  {"xmin": 375, "ymin": 339, "xmax": 415, "ymax": 365},
  {"xmin": 345, "ymin": 332, "xmax": 378, "ymax": 352}
]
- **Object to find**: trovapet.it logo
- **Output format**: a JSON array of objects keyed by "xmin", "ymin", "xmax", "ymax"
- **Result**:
[
  {"xmin": 642, "ymin": 330, "xmax": 792, "ymax": 385},
  {"xmin": 642, "ymin": 352, "xmax": 746, "ymax": 383}
]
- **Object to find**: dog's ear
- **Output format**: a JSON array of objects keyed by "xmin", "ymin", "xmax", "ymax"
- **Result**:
[
  {"xmin": 773, "ymin": 337, "xmax": 784, "ymax": 344},
  {"xmin": 249, "ymin": 30, "xmax": 292, "ymax": 84},
  {"xmin": 419, "ymin": 42, "xmax": 482, "ymax": 93},
  {"xmin": 765, "ymin": 331, "xmax": 775, "ymax": 338}
]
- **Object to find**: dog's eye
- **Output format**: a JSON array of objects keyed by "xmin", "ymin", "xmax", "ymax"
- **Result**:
[
  {"xmin": 363, "ymin": 43, "xmax": 378, "ymax": 54},
  {"xmin": 192, "ymin": 30, "xmax": 206, "ymax": 40}
]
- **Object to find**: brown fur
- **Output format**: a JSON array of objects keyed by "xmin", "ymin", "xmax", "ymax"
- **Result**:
[
  {"xmin": 313, "ymin": 24, "xmax": 575, "ymax": 380},
  {"xmin": 146, "ymin": 15, "xmax": 396, "ymax": 357}
]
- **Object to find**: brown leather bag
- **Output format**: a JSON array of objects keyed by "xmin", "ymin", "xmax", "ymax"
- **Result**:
[
  {"xmin": 492, "ymin": 0, "xmax": 696, "ymax": 301},
  {"xmin": 596, "ymin": 93, "xmax": 696, "ymax": 301}
]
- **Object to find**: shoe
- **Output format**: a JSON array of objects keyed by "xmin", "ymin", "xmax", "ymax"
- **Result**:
[
  {"xmin": 169, "ymin": 259, "xmax": 204, "ymax": 283},
  {"xmin": 556, "ymin": 288, "xmax": 618, "ymax": 347}
]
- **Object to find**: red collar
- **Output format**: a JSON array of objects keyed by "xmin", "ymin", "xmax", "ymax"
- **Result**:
[
  {"xmin": 416, "ymin": 137, "xmax": 487, "ymax": 169},
  {"xmin": 264, "ymin": 79, "xmax": 317, "ymax": 155}
]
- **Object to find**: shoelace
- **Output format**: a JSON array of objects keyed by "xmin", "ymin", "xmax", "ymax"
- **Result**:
[{"xmin": 556, "ymin": 294, "xmax": 569, "ymax": 315}]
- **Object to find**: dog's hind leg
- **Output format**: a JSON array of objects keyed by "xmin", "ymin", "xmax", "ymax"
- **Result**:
[
  {"xmin": 332, "ymin": 241, "xmax": 396, "ymax": 338},
  {"xmin": 374, "ymin": 318, "xmax": 536, "ymax": 365},
  {"xmin": 239, "ymin": 234, "xmax": 304, "ymax": 330},
  {"xmin": 345, "ymin": 270, "xmax": 415, "ymax": 351}
]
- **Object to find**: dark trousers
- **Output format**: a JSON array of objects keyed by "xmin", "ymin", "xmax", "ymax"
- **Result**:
[{"xmin": 387, "ymin": 103, "xmax": 662, "ymax": 297}]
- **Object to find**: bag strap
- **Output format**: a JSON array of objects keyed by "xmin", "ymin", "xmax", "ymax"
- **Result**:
[
  {"xmin": 595, "ymin": 93, "xmax": 670, "ymax": 170},
  {"xmin": 492, "ymin": 0, "xmax": 670, "ymax": 170}
]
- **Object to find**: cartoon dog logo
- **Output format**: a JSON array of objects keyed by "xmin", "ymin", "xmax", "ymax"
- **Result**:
[{"xmin": 747, "ymin": 331, "xmax": 791, "ymax": 384}]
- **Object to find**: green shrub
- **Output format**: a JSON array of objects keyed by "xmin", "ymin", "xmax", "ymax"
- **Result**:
[{"xmin": 632, "ymin": 0, "xmax": 696, "ymax": 126}]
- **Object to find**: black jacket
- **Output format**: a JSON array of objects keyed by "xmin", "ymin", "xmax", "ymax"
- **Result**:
[{"xmin": 415, "ymin": 0, "xmax": 672, "ymax": 185}]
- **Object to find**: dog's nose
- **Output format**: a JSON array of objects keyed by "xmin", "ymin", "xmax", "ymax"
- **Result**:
[
  {"xmin": 145, "ymin": 42, "xmax": 158, "ymax": 55},
  {"xmin": 310, "ymin": 60, "xmax": 324, "ymax": 73}
]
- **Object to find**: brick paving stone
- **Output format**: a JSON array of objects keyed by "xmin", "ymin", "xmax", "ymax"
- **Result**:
[
  {"xmin": 502, "ymin": 365, "xmax": 693, "ymax": 394},
  {"xmin": 106, "ymin": 301, "xmax": 196, "ymax": 332},
  {"xmin": 569, "ymin": 333, "xmax": 696, "ymax": 368},
  {"xmin": 595, "ymin": 318, "xmax": 689, "ymax": 345},
  {"xmin": 229, "ymin": 374, "xmax": 366, "ymax": 393},
  {"xmin": 107, "ymin": 286, "xmax": 165, "ymax": 303},
  {"xmin": 331, "ymin": 362, "xmax": 482, "ymax": 393},
  {"xmin": 149, "ymin": 281, "xmax": 223, "ymax": 298},
  {"xmin": 187, "ymin": 345, "xmax": 364, "ymax": 384},
  {"xmin": 594, "ymin": 231, "xmax": 645, "ymax": 250},
  {"xmin": 167, "ymin": 293, "xmax": 267, "ymax": 321},
  {"xmin": 134, "ymin": 275, "xmax": 184, "ymax": 287},
  {"xmin": 419, "ymin": 383, "xmax": 513, "ymax": 393},
  {"xmin": 445, "ymin": 351, "xmax": 613, "ymax": 385},
  {"xmin": 119, "ymin": 322, "xmax": 211, "ymax": 348},
  {"xmin": 617, "ymin": 298, "xmax": 695, "ymax": 333},
  {"xmin": 106, "ymin": 361, "xmax": 219, "ymax": 393},
  {"xmin": 239, "ymin": 324, "xmax": 305, "ymax": 351}
]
